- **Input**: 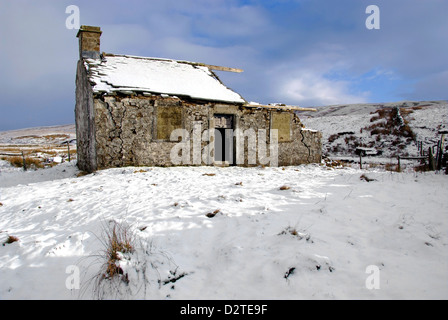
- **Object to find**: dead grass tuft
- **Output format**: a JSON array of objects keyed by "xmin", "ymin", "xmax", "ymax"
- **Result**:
[
  {"xmin": 206, "ymin": 209, "xmax": 221, "ymax": 218},
  {"xmin": 279, "ymin": 185, "xmax": 291, "ymax": 190},
  {"xmin": 360, "ymin": 174, "xmax": 377, "ymax": 182},
  {"xmin": 3, "ymin": 235, "xmax": 19, "ymax": 246},
  {"xmin": 101, "ymin": 221, "xmax": 135, "ymax": 281},
  {"xmin": 279, "ymin": 226, "xmax": 311, "ymax": 242}
]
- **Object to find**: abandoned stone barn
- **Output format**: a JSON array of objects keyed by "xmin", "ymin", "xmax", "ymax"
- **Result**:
[{"xmin": 75, "ymin": 26, "xmax": 322, "ymax": 172}]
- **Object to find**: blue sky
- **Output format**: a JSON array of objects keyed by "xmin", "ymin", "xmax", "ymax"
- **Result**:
[{"xmin": 0, "ymin": 0, "xmax": 447, "ymax": 130}]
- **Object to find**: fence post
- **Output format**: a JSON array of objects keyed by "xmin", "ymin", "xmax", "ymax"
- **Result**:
[
  {"xmin": 67, "ymin": 142, "xmax": 71, "ymax": 162},
  {"xmin": 397, "ymin": 156, "xmax": 401, "ymax": 172},
  {"xmin": 428, "ymin": 147, "xmax": 435, "ymax": 171},
  {"xmin": 21, "ymin": 151, "xmax": 27, "ymax": 171},
  {"xmin": 359, "ymin": 153, "xmax": 363, "ymax": 169}
]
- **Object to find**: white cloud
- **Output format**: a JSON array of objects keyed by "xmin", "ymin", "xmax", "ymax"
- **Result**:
[
  {"xmin": 263, "ymin": 49, "xmax": 370, "ymax": 107},
  {"xmin": 280, "ymin": 71, "xmax": 369, "ymax": 107}
]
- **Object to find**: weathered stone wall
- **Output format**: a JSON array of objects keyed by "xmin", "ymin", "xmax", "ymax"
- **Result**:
[
  {"xmin": 75, "ymin": 60, "xmax": 97, "ymax": 172},
  {"xmin": 90, "ymin": 94, "xmax": 322, "ymax": 170}
]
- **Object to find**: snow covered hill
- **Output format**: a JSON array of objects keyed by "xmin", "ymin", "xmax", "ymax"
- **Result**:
[
  {"xmin": 1, "ymin": 162, "xmax": 447, "ymax": 300},
  {"xmin": 0, "ymin": 124, "xmax": 77, "ymax": 170},
  {"xmin": 0, "ymin": 124, "xmax": 76, "ymax": 145},
  {"xmin": 299, "ymin": 100, "xmax": 448, "ymax": 161}
]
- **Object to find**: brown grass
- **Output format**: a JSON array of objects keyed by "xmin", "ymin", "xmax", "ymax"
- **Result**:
[
  {"xmin": 3, "ymin": 235, "xmax": 19, "ymax": 246},
  {"xmin": 206, "ymin": 209, "xmax": 221, "ymax": 218},
  {"xmin": 399, "ymin": 108, "xmax": 414, "ymax": 115},
  {"xmin": 414, "ymin": 163, "xmax": 430, "ymax": 172},
  {"xmin": 102, "ymin": 222, "xmax": 135, "ymax": 280},
  {"xmin": 324, "ymin": 158, "xmax": 348, "ymax": 168},
  {"xmin": 279, "ymin": 185, "xmax": 291, "ymax": 190},
  {"xmin": 13, "ymin": 135, "xmax": 40, "ymax": 140},
  {"xmin": 5, "ymin": 156, "xmax": 44, "ymax": 169},
  {"xmin": 365, "ymin": 108, "xmax": 416, "ymax": 141},
  {"xmin": 385, "ymin": 163, "xmax": 401, "ymax": 172},
  {"xmin": 328, "ymin": 134, "xmax": 339, "ymax": 143},
  {"xmin": 76, "ymin": 171, "xmax": 90, "ymax": 177},
  {"xmin": 43, "ymin": 134, "xmax": 70, "ymax": 140}
]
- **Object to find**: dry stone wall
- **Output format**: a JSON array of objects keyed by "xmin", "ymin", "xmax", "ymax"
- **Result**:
[{"xmin": 86, "ymin": 94, "xmax": 322, "ymax": 170}]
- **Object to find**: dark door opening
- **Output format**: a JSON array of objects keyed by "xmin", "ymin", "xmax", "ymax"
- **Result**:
[{"xmin": 214, "ymin": 114, "xmax": 235, "ymax": 165}]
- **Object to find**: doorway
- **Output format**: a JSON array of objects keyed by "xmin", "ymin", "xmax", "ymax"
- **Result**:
[{"xmin": 214, "ymin": 114, "xmax": 235, "ymax": 165}]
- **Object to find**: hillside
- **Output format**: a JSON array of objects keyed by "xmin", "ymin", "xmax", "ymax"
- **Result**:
[
  {"xmin": 299, "ymin": 100, "xmax": 448, "ymax": 165},
  {"xmin": 0, "ymin": 125, "xmax": 76, "ymax": 170}
]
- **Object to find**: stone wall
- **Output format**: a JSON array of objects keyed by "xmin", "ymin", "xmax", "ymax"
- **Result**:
[
  {"xmin": 88, "ymin": 94, "xmax": 322, "ymax": 170},
  {"xmin": 75, "ymin": 60, "xmax": 97, "ymax": 172}
]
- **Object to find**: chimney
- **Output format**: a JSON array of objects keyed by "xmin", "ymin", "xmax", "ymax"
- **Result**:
[{"xmin": 76, "ymin": 25, "xmax": 102, "ymax": 59}]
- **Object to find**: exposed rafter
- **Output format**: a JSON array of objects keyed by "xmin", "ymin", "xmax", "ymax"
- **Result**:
[{"xmin": 244, "ymin": 104, "xmax": 317, "ymax": 112}]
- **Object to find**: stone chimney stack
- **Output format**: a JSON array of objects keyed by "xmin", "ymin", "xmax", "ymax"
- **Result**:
[{"xmin": 76, "ymin": 25, "xmax": 102, "ymax": 59}]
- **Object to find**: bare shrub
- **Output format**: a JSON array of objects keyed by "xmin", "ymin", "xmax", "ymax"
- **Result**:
[
  {"xmin": 328, "ymin": 134, "xmax": 339, "ymax": 143},
  {"xmin": 84, "ymin": 220, "xmax": 184, "ymax": 300}
]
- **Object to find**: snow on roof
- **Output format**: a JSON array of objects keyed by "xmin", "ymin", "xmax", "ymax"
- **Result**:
[{"xmin": 84, "ymin": 54, "xmax": 246, "ymax": 104}]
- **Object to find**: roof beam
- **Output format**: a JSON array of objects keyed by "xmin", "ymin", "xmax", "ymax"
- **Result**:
[
  {"xmin": 244, "ymin": 104, "xmax": 317, "ymax": 112},
  {"xmin": 200, "ymin": 64, "xmax": 244, "ymax": 73}
]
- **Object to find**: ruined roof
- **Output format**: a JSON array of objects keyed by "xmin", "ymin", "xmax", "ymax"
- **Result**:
[{"xmin": 84, "ymin": 54, "xmax": 246, "ymax": 104}]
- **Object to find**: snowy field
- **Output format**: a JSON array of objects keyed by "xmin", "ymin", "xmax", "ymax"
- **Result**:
[{"xmin": 1, "ymin": 161, "xmax": 447, "ymax": 300}]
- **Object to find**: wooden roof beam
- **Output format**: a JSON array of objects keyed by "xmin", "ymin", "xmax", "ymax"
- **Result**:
[
  {"xmin": 195, "ymin": 63, "xmax": 243, "ymax": 73},
  {"xmin": 243, "ymin": 104, "xmax": 317, "ymax": 112}
]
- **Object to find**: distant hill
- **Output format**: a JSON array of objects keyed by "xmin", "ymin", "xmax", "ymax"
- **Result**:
[
  {"xmin": 0, "ymin": 124, "xmax": 76, "ymax": 145},
  {"xmin": 298, "ymin": 100, "xmax": 448, "ymax": 158}
]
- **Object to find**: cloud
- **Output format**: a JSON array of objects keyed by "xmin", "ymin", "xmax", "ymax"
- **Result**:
[{"xmin": 277, "ymin": 70, "xmax": 370, "ymax": 107}]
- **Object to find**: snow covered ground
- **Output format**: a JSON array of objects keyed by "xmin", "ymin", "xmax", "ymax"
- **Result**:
[{"xmin": 1, "ymin": 161, "xmax": 447, "ymax": 300}]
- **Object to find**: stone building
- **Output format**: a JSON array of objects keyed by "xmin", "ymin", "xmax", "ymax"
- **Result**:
[{"xmin": 75, "ymin": 25, "xmax": 322, "ymax": 172}]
